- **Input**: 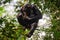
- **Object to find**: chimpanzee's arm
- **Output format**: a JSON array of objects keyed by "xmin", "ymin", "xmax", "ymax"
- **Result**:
[
  {"xmin": 17, "ymin": 13, "xmax": 28, "ymax": 26},
  {"xmin": 27, "ymin": 5, "xmax": 42, "ymax": 24},
  {"xmin": 32, "ymin": 4, "xmax": 42, "ymax": 19}
]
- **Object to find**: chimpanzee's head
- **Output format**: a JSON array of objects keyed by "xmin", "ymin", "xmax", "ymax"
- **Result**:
[{"xmin": 20, "ymin": 4, "xmax": 34, "ymax": 16}]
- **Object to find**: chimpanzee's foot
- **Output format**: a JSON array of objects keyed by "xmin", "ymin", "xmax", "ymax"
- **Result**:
[
  {"xmin": 26, "ymin": 33, "xmax": 33, "ymax": 38},
  {"xmin": 23, "ymin": 27, "xmax": 26, "ymax": 30}
]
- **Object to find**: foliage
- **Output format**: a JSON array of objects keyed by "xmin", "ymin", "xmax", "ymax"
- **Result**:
[
  {"xmin": 0, "ymin": 2, "xmax": 26, "ymax": 40},
  {"xmin": 0, "ymin": 0, "xmax": 60, "ymax": 40}
]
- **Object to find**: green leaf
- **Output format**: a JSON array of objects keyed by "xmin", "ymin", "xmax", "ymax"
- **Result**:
[{"xmin": 0, "ymin": 7, "xmax": 5, "ymax": 16}]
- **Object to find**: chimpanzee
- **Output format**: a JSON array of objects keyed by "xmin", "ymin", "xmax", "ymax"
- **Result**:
[{"xmin": 17, "ymin": 4, "xmax": 42, "ymax": 38}]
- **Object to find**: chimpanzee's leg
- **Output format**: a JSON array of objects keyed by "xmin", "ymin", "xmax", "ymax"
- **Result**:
[{"xmin": 26, "ymin": 22, "xmax": 38, "ymax": 38}]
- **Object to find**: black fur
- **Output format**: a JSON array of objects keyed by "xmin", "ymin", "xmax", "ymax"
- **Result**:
[{"xmin": 17, "ymin": 4, "xmax": 42, "ymax": 38}]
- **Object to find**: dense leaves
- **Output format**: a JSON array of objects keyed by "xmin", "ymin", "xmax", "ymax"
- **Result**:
[{"xmin": 0, "ymin": 0, "xmax": 60, "ymax": 40}]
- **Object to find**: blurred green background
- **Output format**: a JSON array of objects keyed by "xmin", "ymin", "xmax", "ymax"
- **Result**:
[{"xmin": 0, "ymin": 0, "xmax": 60, "ymax": 40}]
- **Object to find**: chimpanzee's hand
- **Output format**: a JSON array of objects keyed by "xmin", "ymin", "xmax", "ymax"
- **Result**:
[{"xmin": 22, "ymin": 12, "xmax": 32, "ymax": 20}]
